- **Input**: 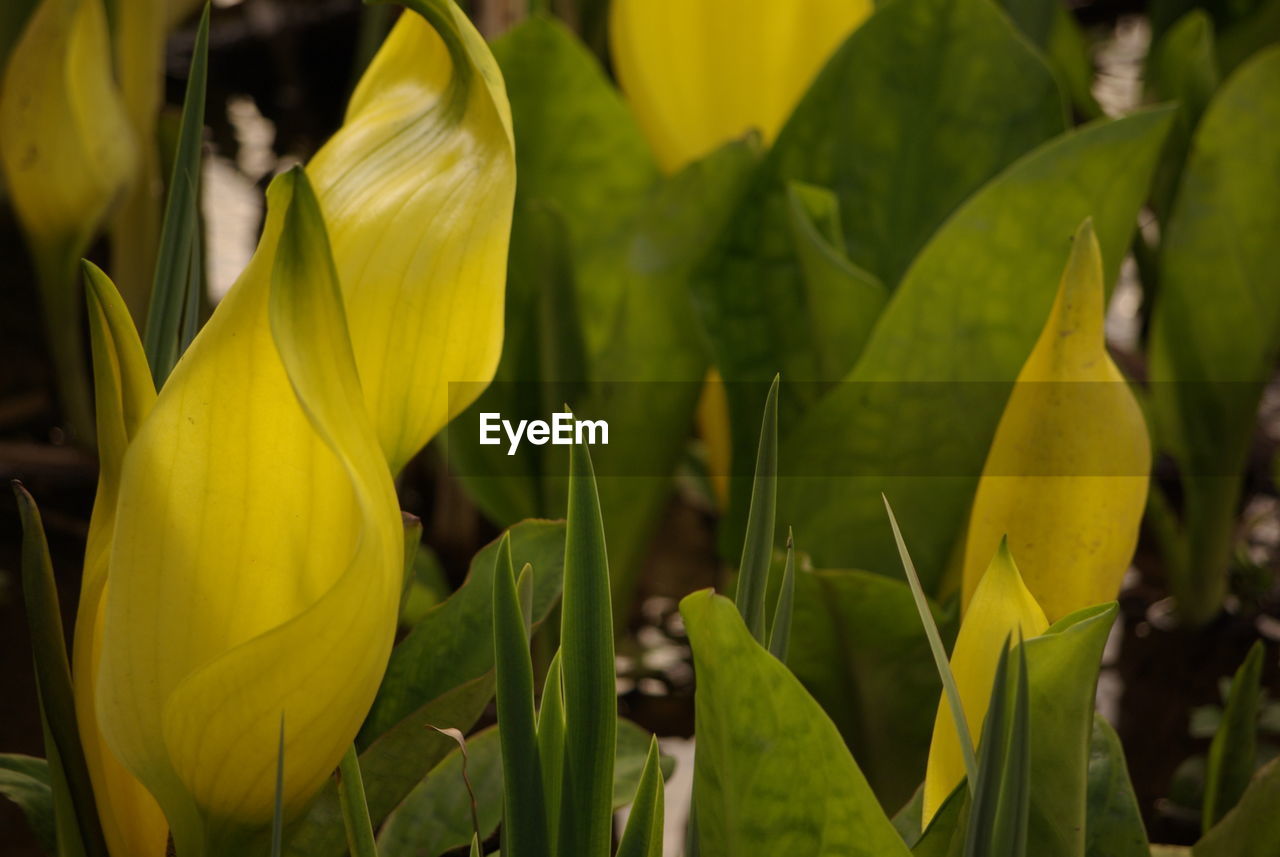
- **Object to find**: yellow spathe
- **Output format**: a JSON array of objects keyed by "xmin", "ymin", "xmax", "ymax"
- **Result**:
[
  {"xmin": 76, "ymin": 263, "xmax": 168, "ymax": 857},
  {"xmin": 923, "ymin": 540, "xmax": 1048, "ymax": 825},
  {"xmin": 309, "ymin": 0, "xmax": 517, "ymax": 473},
  {"xmin": 95, "ymin": 169, "xmax": 403, "ymax": 852},
  {"xmin": 610, "ymin": 0, "xmax": 872, "ymax": 173},
  {"xmin": 961, "ymin": 219, "xmax": 1150, "ymax": 622}
]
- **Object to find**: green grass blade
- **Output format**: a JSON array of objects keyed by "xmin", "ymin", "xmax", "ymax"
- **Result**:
[
  {"xmin": 616, "ymin": 737, "xmax": 665, "ymax": 857},
  {"xmin": 734, "ymin": 374, "xmax": 779, "ymax": 642},
  {"xmin": 13, "ymin": 483, "xmax": 107, "ymax": 857},
  {"xmin": 494, "ymin": 534, "xmax": 550, "ymax": 857},
  {"xmin": 1203, "ymin": 640, "xmax": 1265, "ymax": 831},
  {"xmin": 143, "ymin": 2, "xmax": 210, "ymax": 384},
  {"xmin": 470, "ymin": 833, "xmax": 481, "ymax": 857},
  {"xmin": 883, "ymin": 494, "xmax": 978, "ymax": 793},
  {"xmin": 767, "ymin": 527, "xmax": 796, "ymax": 661},
  {"xmin": 558, "ymin": 441, "xmax": 616, "ymax": 857},
  {"xmin": 537, "ymin": 649, "xmax": 565, "ymax": 854},
  {"xmin": 338, "ymin": 744, "xmax": 379, "ymax": 857}
]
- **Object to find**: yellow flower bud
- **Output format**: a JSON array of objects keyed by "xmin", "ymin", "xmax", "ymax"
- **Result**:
[
  {"xmin": 610, "ymin": 0, "xmax": 873, "ymax": 173},
  {"xmin": 923, "ymin": 539, "xmax": 1048, "ymax": 825},
  {"xmin": 95, "ymin": 169, "xmax": 404, "ymax": 853},
  {"xmin": 961, "ymin": 219, "xmax": 1150, "ymax": 622}
]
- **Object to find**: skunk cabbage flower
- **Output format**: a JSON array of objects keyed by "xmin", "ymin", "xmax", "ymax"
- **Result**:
[
  {"xmin": 609, "ymin": 0, "xmax": 872, "ymax": 172},
  {"xmin": 961, "ymin": 219, "xmax": 1150, "ymax": 622},
  {"xmin": 0, "ymin": 0, "xmax": 137, "ymax": 437},
  {"xmin": 74, "ymin": 263, "xmax": 168, "ymax": 857},
  {"xmin": 95, "ymin": 169, "xmax": 403, "ymax": 855},
  {"xmin": 309, "ymin": 0, "xmax": 516, "ymax": 473},
  {"xmin": 923, "ymin": 540, "xmax": 1048, "ymax": 824}
]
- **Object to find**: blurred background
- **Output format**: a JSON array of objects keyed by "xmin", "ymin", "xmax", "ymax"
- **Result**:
[{"xmin": 2, "ymin": 0, "xmax": 1277, "ymax": 854}]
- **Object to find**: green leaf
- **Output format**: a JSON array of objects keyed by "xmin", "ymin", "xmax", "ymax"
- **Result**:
[
  {"xmin": 1146, "ymin": 10, "xmax": 1219, "ymax": 221},
  {"xmin": 558, "ymin": 442, "xmax": 615, "ymax": 857},
  {"xmin": 885, "ymin": 497, "xmax": 977, "ymax": 794},
  {"xmin": 0, "ymin": 754, "xmax": 55, "ymax": 855},
  {"xmin": 493, "ymin": 535, "xmax": 550, "ymax": 857},
  {"xmin": 1148, "ymin": 47, "xmax": 1280, "ymax": 624},
  {"xmin": 680, "ymin": 590, "xmax": 910, "ymax": 857},
  {"xmin": 13, "ymin": 483, "xmax": 107, "ymax": 857},
  {"xmin": 780, "ymin": 107, "xmax": 1174, "ymax": 589},
  {"xmin": 786, "ymin": 568, "xmax": 950, "ymax": 810},
  {"xmin": 362, "ymin": 520, "xmax": 566, "ymax": 744},
  {"xmin": 376, "ymin": 720, "xmax": 668, "ymax": 857},
  {"xmin": 142, "ymin": 2, "xmax": 209, "ymax": 385},
  {"xmin": 911, "ymin": 787, "xmax": 968, "ymax": 857},
  {"xmin": 1086, "ymin": 717, "xmax": 1149, "ymax": 857},
  {"xmin": 1216, "ymin": 0, "xmax": 1280, "ymax": 76},
  {"xmin": 785, "ymin": 182, "xmax": 886, "ymax": 382},
  {"xmin": 537, "ymin": 651, "xmax": 565, "ymax": 854},
  {"xmin": 734, "ymin": 375, "xmax": 778, "ymax": 642},
  {"xmin": 1021, "ymin": 604, "xmax": 1118, "ymax": 857},
  {"xmin": 964, "ymin": 641, "xmax": 1030, "ymax": 857},
  {"xmin": 337, "ymin": 745, "xmax": 378, "ymax": 857},
  {"xmin": 1203, "ymin": 641, "xmax": 1265, "ymax": 830},
  {"xmin": 767, "ymin": 528, "xmax": 797, "ymax": 662},
  {"xmin": 616, "ymin": 738, "xmax": 665, "ymax": 857},
  {"xmin": 999, "ymin": 0, "xmax": 1102, "ymax": 118},
  {"xmin": 695, "ymin": 0, "xmax": 1067, "ymax": 544},
  {"xmin": 1193, "ymin": 757, "xmax": 1280, "ymax": 856}
]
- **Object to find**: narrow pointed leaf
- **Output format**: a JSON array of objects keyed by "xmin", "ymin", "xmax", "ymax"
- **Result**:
[
  {"xmin": 963, "ymin": 640, "xmax": 1030, "ymax": 857},
  {"xmin": 537, "ymin": 650, "xmax": 565, "ymax": 854},
  {"xmin": 767, "ymin": 528, "xmax": 797, "ymax": 661},
  {"xmin": 143, "ymin": 1, "xmax": 209, "ymax": 385},
  {"xmin": 14, "ymin": 484, "xmax": 109, "ymax": 857},
  {"xmin": 1193, "ymin": 757, "xmax": 1280, "ymax": 856},
  {"xmin": 558, "ymin": 442, "xmax": 615, "ymax": 857},
  {"xmin": 338, "ymin": 745, "xmax": 378, "ymax": 857},
  {"xmin": 616, "ymin": 738, "xmax": 665, "ymax": 857},
  {"xmin": 734, "ymin": 375, "xmax": 779, "ymax": 642},
  {"xmin": 493, "ymin": 534, "xmax": 550, "ymax": 857},
  {"xmin": 1202, "ymin": 641, "xmax": 1265, "ymax": 830}
]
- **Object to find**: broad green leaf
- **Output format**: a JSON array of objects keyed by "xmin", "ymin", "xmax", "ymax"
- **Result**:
[
  {"xmin": 734, "ymin": 375, "xmax": 778, "ymax": 642},
  {"xmin": 0, "ymin": 0, "xmax": 138, "ymax": 441},
  {"xmin": 1146, "ymin": 10, "xmax": 1219, "ymax": 220},
  {"xmin": 283, "ymin": 675, "xmax": 495, "ymax": 857},
  {"xmin": 610, "ymin": 0, "xmax": 872, "ymax": 173},
  {"xmin": 492, "ymin": 14, "xmax": 659, "ymax": 352},
  {"xmin": 1192, "ymin": 757, "xmax": 1280, "ymax": 856},
  {"xmin": 376, "ymin": 721, "xmax": 668, "ymax": 857},
  {"xmin": 1021, "ymin": 604, "xmax": 1118, "ymax": 857},
  {"xmin": 681, "ymin": 590, "xmax": 911, "ymax": 857},
  {"xmin": 307, "ymin": 0, "xmax": 516, "ymax": 473},
  {"xmin": 493, "ymin": 536, "xmax": 550, "ymax": 857},
  {"xmin": 142, "ymin": 2, "xmax": 209, "ymax": 385},
  {"xmin": 695, "ymin": 0, "xmax": 1066, "ymax": 544},
  {"xmin": 1202, "ymin": 641, "xmax": 1265, "ymax": 829},
  {"xmin": 362, "ymin": 520, "xmax": 566, "ymax": 744},
  {"xmin": 785, "ymin": 182, "xmax": 886, "ymax": 382},
  {"xmin": 616, "ymin": 738, "xmax": 665, "ymax": 857},
  {"xmin": 1086, "ymin": 718, "xmax": 1149, "ymax": 857},
  {"xmin": 1148, "ymin": 46, "xmax": 1280, "ymax": 624},
  {"xmin": 14, "ymin": 484, "xmax": 108, "ymax": 857},
  {"xmin": 786, "ymin": 568, "xmax": 949, "ymax": 811},
  {"xmin": 559, "ymin": 443, "xmax": 615, "ymax": 857},
  {"xmin": 780, "ymin": 107, "xmax": 1174, "ymax": 588},
  {"xmin": 999, "ymin": 0, "xmax": 1101, "ymax": 118},
  {"xmin": 0, "ymin": 754, "xmax": 55, "ymax": 854},
  {"xmin": 911, "ymin": 787, "xmax": 968, "ymax": 857}
]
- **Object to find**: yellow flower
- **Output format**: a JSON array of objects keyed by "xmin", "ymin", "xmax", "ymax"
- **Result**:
[
  {"xmin": 961, "ymin": 219, "xmax": 1150, "ymax": 622},
  {"xmin": 923, "ymin": 539, "xmax": 1048, "ymax": 825},
  {"xmin": 610, "ymin": 0, "xmax": 873, "ymax": 173},
  {"xmin": 94, "ymin": 167, "xmax": 402, "ymax": 854},
  {"xmin": 309, "ymin": 0, "xmax": 516, "ymax": 473},
  {"xmin": 0, "ymin": 0, "xmax": 137, "ymax": 438}
]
